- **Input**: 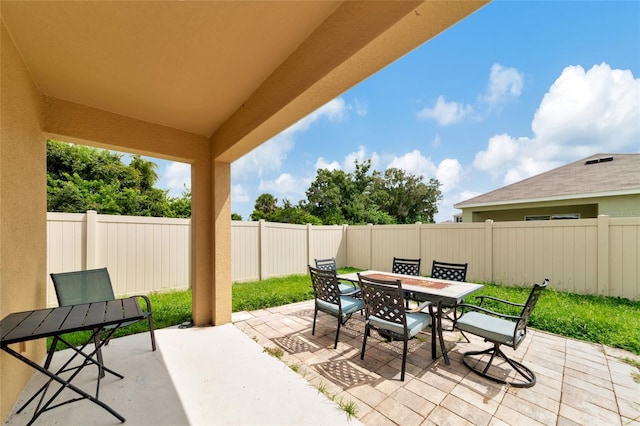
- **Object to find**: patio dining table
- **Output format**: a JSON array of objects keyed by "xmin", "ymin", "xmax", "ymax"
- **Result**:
[
  {"xmin": 337, "ymin": 270, "xmax": 484, "ymax": 364},
  {"xmin": 1, "ymin": 300, "xmax": 143, "ymax": 425}
]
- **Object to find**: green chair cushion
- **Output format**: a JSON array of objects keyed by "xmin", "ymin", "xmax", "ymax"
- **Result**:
[
  {"xmin": 456, "ymin": 311, "xmax": 524, "ymax": 346},
  {"xmin": 317, "ymin": 296, "xmax": 364, "ymax": 317},
  {"xmin": 369, "ymin": 311, "xmax": 431, "ymax": 338}
]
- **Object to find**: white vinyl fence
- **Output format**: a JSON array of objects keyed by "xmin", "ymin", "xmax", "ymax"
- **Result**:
[{"xmin": 47, "ymin": 212, "xmax": 640, "ymax": 305}]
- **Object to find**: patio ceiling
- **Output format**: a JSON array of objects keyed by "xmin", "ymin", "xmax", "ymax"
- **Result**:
[{"xmin": 1, "ymin": 1, "xmax": 488, "ymax": 162}]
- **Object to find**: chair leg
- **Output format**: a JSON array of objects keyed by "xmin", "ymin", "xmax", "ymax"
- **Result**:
[
  {"xmin": 147, "ymin": 314, "xmax": 156, "ymax": 351},
  {"xmin": 334, "ymin": 320, "xmax": 341, "ymax": 349},
  {"xmin": 44, "ymin": 336, "xmax": 59, "ymax": 369},
  {"xmin": 312, "ymin": 308, "xmax": 318, "ymax": 335},
  {"xmin": 93, "ymin": 329, "xmax": 105, "ymax": 379},
  {"xmin": 360, "ymin": 325, "xmax": 369, "ymax": 360},
  {"xmin": 400, "ymin": 339, "xmax": 408, "ymax": 381},
  {"xmin": 461, "ymin": 343, "xmax": 536, "ymax": 388}
]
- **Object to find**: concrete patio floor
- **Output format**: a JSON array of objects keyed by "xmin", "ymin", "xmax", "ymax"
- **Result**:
[{"xmin": 6, "ymin": 299, "xmax": 640, "ymax": 425}]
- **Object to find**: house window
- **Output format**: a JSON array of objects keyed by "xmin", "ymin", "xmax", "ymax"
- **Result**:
[{"xmin": 525, "ymin": 214, "xmax": 580, "ymax": 221}]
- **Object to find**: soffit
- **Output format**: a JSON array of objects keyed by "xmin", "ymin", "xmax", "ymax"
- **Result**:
[{"xmin": 1, "ymin": 1, "xmax": 341, "ymax": 137}]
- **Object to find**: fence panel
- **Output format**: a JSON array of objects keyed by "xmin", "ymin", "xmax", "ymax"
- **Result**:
[
  {"xmin": 308, "ymin": 225, "xmax": 346, "ymax": 267},
  {"xmin": 609, "ymin": 217, "xmax": 640, "ymax": 299},
  {"xmin": 261, "ymin": 222, "xmax": 308, "ymax": 278},
  {"xmin": 420, "ymin": 223, "xmax": 487, "ymax": 282},
  {"xmin": 231, "ymin": 221, "xmax": 260, "ymax": 282},
  {"xmin": 47, "ymin": 213, "xmax": 640, "ymax": 302},
  {"xmin": 345, "ymin": 226, "xmax": 372, "ymax": 269}
]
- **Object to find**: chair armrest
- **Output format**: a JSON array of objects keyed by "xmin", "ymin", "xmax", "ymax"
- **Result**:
[
  {"xmin": 129, "ymin": 295, "xmax": 153, "ymax": 314},
  {"xmin": 337, "ymin": 279, "xmax": 358, "ymax": 290},
  {"xmin": 475, "ymin": 295, "xmax": 525, "ymax": 308},
  {"xmin": 456, "ymin": 303, "xmax": 521, "ymax": 321},
  {"xmin": 411, "ymin": 300, "xmax": 432, "ymax": 313}
]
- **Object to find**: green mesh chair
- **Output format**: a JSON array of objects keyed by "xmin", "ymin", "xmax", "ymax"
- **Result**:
[
  {"xmin": 454, "ymin": 279, "xmax": 548, "ymax": 388},
  {"xmin": 45, "ymin": 268, "xmax": 156, "ymax": 375}
]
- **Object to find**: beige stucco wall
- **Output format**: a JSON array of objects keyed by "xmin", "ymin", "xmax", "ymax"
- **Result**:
[
  {"xmin": 0, "ymin": 23, "xmax": 47, "ymax": 419},
  {"xmin": 462, "ymin": 194, "xmax": 640, "ymax": 222}
]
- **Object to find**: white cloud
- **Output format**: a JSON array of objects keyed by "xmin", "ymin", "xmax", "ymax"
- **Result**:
[
  {"xmin": 436, "ymin": 158, "xmax": 463, "ymax": 192},
  {"xmin": 231, "ymin": 184, "xmax": 250, "ymax": 203},
  {"xmin": 343, "ymin": 146, "xmax": 380, "ymax": 172},
  {"xmin": 531, "ymin": 63, "xmax": 640, "ymax": 159},
  {"xmin": 481, "ymin": 63, "xmax": 524, "ymax": 108},
  {"xmin": 164, "ymin": 161, "xmax": 191, "ymax": 196},
  {"xmin": 387, "ymin": 150, "xmax": 437, "ymax": 178},
  {"xmin": 472, "ymin": 133, "xmax": 520, "ymax": 178},
  {"xmin": 354, "ymin": 99, "xmax": 368, "ymax": 116},
  {"xmin": 258, "ymin": 173, "xmax": 306, "ymax": 196},
  {"xmin": 315, "ymin": 157, "xmax": 341, "ymax": 171},
  {"xmin": 232, "ymin": 97, "xmax": 348, "ymax": 180},
  {"xmin": 417, "ymin": 95, "xmax": 473, "ymax": 125},
  {"xmin": 472, "ymin": 63, "xmax": 640, "ymax": 186}
]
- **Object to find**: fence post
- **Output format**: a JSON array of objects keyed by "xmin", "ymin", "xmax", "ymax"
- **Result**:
[
  {"xmin": 415, "ymin": 222, "xmax": 422, "ymax": 274},
  {"xmin": 86, "ymin": 210, "xmax": 98, "ymax": 269},
  {"xmin": 597, "ymin": 215, "xmax": 610, "ymax": 296},
  {"xmin": 368, "ymin": 223, "xmax": 373, "ymax": 269},
  {"xmin": 484, "ymin": 219, "xmax": 493, "ymax": 283},
  {"xmin": 307, "ymin": 223, "xmax": 313, "ymax": 267},
  {"xmin": 342, "ymin": 224, "xmax": 348, "ymax": 267},
  {"xmin": 259, "ymin": 219, "xmax": 266, "ymax": 280}
]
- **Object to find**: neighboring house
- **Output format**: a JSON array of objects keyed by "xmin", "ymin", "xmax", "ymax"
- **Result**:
[{"xmin": 455, "ymin": 153, "xmax": 640, "ymax": 222}]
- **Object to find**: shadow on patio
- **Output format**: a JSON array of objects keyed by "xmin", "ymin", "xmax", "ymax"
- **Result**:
[{"xmin": 6, "ymin": 300, "xmax": 640, "ymax": 425}]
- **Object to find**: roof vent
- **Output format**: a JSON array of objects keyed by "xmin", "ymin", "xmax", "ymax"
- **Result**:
[{"xmin": 585, "ymin": 156, "xmax": 614, "ymax": 165}]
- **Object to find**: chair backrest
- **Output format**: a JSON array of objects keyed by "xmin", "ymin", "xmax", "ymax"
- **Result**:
[
  {"xmin": 358, "ymin": 273, "xmax": 407, "ymax": 334},
  {"xmin": 50, "ymin": 268, "xmax": 116, "ymax": 306},
  {"xmin": 392, "ymin": 257, "xmax": 421, "ymax": 276},
  {"xmin": 308, "ymin": 265, "xmax": 341, "ymax": 306},
  {"xmin": 514, "ymin": 279, "xmax": 549, "ymax": 342},
  {"xmin": 314, "ymin": 257, "xmax": 337, "ymax": 271},
  {"xmin": 431, "ymin": 260, "xmax": 468, "ymax": 282}
]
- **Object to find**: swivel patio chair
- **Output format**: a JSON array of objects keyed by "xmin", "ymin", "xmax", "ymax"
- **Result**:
[
  {"xmin": 358, "ymin": 273, "xmax": 441, "ymax": 381},
  {"xmin": 315, "ymin": 257, "xmax": 360, "ymax": 296},
  {"xmin": 46, "ymin": 268, "xmax": 156, "ymax": 375},
  {"xmin": 454, "ymin": 279, "xmax": 548, "ymax": 388},
  {"xmin": 309, "ymin": 265, "xmax": 365, "ymax": 349}
]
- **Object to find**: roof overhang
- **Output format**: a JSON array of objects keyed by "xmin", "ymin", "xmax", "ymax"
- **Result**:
[
  {"xmin": 1, "ymin": 1, "xmax": 489, "ymax": 162},
  {"xmin": 454, "ymin": 188, "xmax": 640, "ymax": 209}
]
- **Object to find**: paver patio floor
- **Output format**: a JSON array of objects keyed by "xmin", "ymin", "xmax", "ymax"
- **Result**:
[{"xmin": 234, "ymin": 300, "xmax": 640, "ymax": 426}]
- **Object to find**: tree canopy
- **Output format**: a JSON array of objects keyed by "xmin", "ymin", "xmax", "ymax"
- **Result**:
[
  {"xmin": 47, "ymin": 140, "xmax": 191, "ymax": 218},
  {"xmin": 251, "ymin": 159, "xmax": 442, "ymax": 225}
]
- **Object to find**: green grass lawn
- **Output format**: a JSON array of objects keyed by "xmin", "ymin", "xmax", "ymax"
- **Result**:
[{"xmin": 50, "ymin": 268, "xmax": 640, "ymax": 356}]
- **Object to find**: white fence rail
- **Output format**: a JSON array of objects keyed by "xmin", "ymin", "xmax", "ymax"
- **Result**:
[{"xmin": 47, "ymin": 212, "xmax": 640, "ymax": 304}]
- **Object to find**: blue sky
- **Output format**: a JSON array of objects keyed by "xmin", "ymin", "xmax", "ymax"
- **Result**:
[{"xmin": 155, "ymin": 1, "xmax": 640, "ymax": 222}]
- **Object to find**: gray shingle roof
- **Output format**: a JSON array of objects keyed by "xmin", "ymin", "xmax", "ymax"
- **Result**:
[{"xmin": 455, "ymin": 153, "xmax": 640, "ymax": 208}]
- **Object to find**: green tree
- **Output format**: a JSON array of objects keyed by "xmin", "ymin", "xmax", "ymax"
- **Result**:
[
  {"xmin": 47, "ymin": 140, "xmax": 191, "ymax": 218},
  {"xmin": 303, "ymin": 159, "xmax": 440, "ymax": 225},
  {"xmin": 231, "ymin": 212, "xmax": 243, "ymax": 220},
  {"xmin": 375, "ymin": 168, "xmax": 442, "ymax": 223}
]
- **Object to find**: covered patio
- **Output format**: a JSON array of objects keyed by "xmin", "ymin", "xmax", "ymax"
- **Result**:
[
  {"xmin": 1, "ymin": 1, "xmax": 490, "ymax": 419},
  {"xmin": 6, "ymin": 301, "xmax": 640, "ymax": 425}
]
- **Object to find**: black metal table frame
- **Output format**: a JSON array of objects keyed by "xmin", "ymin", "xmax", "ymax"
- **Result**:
[
  {"xmin": 1, "ymin": 301, "xmax": 143, "ymax": 425},
  {"xmin": 337, "ymin": 271, "xmax": 484, "ymax": 365}
]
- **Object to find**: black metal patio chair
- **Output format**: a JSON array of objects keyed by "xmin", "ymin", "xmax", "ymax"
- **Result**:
[
  {"xmin": 453, "ymin": 278, "xmax": 549, "ymax": 388},
  {"xmin": 309, "ymin": 265, "xmax": 365, "ymax": 349},
  {"xmin": 358, "ymin": 273, "xmax": 441, "ymax": 381},
  {"xmin": 314, "ymin": 257, "xmax": 360, "ymax": 296}
]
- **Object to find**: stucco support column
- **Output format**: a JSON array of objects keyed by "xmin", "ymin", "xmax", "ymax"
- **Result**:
[
  {"xmin": 191, "ymin": 156, "xmax": 212, "ymax": 326},
  {"xmin": 211, "ymin": 161, "xmax": 232, "ymax": 325}
]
